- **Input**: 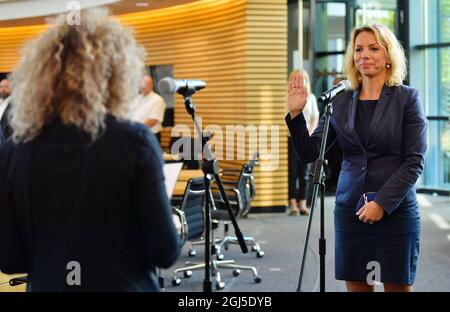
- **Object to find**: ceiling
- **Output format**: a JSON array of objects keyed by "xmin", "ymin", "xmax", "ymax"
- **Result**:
[{"xmin": 0, "ymin": 0, "xmax": 200, "ymax": 27}]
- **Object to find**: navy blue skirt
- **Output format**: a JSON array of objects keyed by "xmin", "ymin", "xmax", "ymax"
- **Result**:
[{"xmin": 334, "ymin": 202, "xmax": 420, "ymax": 285}]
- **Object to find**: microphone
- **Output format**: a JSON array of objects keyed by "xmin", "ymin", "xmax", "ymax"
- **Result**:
[
  {"xmin": 158, "ymin": 77, "xmax": 206, "ymax": 95},
  {"xmin": 317, "ymin": 80, "xmax": 351, "ymax": 103}
]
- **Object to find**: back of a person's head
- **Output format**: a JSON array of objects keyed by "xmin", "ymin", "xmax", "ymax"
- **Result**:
[{"xmin": 10, "ymin": 8, "xmax": 145, "ymax": 143}]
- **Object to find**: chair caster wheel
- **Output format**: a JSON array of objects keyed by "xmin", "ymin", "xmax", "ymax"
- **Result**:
[
  {"xmin": 232, "ymin": 269, "xmax": 241, "ymax": 277},
  {"xmin": 172, "ymin": 278, "xmax": 181, "ymax": 286},
  {"xmin": 256, "ymin": 250, "xmax": 265, "ymax": 258},
  {"xmin": 252, "ymin": 245, "xmax": 259, "ymax": 252},
  {"xmin": 188, "ymin": 250, "xmax": 196, "ymax": 257},
  {"xmin": 184, "ymin": 270, "xmax": 192, "ymax": 278},
  {"xmin": 217, "ymin": 253, "xmax": 225, "ymax": 260},
  {"xmin": 216, "ymin": 282, "xmax": 226, "ymax": 290},
  {"xmin": 254, "ymin": 276, "xmax": 262, "ymax": 283}
]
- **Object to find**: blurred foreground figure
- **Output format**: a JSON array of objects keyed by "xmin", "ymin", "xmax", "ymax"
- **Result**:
[{"xmin": 0, "ymin": 9, "xmax": 180, "ymax": 292}]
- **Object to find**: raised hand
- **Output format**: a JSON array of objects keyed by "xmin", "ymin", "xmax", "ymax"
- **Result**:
[{"xmin": 287, "ymin": 72, "xmax": 308, "ymax": 119}]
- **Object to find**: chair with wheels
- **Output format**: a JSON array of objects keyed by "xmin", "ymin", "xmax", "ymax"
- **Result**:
[
  {"xmin": 170, "ymin": 177, "xmax": 261, "ymax": 290},
  {"xmin": 210, "ymin": 152, "xmax": 265, "ymax": 260}
]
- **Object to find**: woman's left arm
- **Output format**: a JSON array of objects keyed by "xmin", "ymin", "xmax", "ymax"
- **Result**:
[{"xmin": 374, "ymin": 89, "xmax": 428, "ymax": 215}]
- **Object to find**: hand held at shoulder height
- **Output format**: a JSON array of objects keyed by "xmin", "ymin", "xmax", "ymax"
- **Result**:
[{"xmin": 287, "ymin": 72, "xmax": 308, "ymax": 119}]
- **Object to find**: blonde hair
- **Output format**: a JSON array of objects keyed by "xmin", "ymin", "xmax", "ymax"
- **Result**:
[
  {"xmin": 10, "ymin": 8, "xmax": 145, "ymax": 142},
  {"xmin": 289, "ymin": 69, "xmax": 312, "ymax": 95},
  {"xmin": 343, "ymin": 24, "xmax": 407, "ymax": 89}
]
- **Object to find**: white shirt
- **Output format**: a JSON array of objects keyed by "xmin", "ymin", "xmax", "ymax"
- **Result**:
[
  {"xmin": 0, "ymin": 96, "xmax": 10, "ymax": 121},
  {"xmin": 286, "ymin": 93, "xmax": 319, "ymax": 136},
  {"xmin": 302, "ymin": 94, "xmax": 319, "ymax": 134},
  {"xmin": 129, "ymin": 91, "xmax": 166, "ymax": 134}
]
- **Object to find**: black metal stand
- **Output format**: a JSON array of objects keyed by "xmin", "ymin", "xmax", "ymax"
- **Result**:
[
  {"xmin": 182, "ymin": 94, "xmax": 248, "ymax": 292},
  {"xmin": 297, "ymin": 102, "xmax": 333, "ymax": 292}
]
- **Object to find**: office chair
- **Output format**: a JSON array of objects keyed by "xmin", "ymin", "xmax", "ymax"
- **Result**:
[
  {"xmin": 171, "ymin": 177, "xmax": 261, "ymax": 290},
  {"xmin": 210, "ymin": 152, "xmax": 264, "ymax": 260}
]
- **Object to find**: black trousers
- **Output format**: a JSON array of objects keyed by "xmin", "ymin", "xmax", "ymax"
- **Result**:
[{"xmin": 288, "ymin": 137, "xmax": 309, "ymax": 201}]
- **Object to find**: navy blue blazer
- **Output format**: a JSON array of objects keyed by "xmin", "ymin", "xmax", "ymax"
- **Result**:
[
  {"xmin": 286, "ymin": 85, "xmax": 427, "ymax": 214},
  {"xmin": 0, "ymin": 115, "xmax": 180, "ymax": 291}
]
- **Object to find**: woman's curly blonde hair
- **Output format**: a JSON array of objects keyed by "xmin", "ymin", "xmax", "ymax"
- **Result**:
[
  {"xmin": 10, "ymin": 8, "xmax": 145, "ymax": 142},
  {"xmin": 343, "ymin": 24, "xmax": 407, "ymax": 90}
]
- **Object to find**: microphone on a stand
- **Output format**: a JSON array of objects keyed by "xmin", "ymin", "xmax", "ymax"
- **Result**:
[
  {"xmin": 158, "ymin": 77, "xmax": 206, "ymax": 95},
  {"xmin": 317, "ymin": 80, "xmax": 352, "ymax": 104}
]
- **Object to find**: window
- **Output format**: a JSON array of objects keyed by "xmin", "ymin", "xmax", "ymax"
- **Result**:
[
  {"xmin": 354, "ymin": 0, "xmax": 397, "ymax": 31},
  {"xmin": 314, "ymin": 1, "xmax": 348, "ymax": 99},
  {"xmin": 410, "ymin": 0, "xmax": 450, "ymax": 191}
]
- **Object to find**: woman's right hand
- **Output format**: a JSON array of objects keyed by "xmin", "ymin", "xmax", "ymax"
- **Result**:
[{"xmin": 287, "ymin": 72, "xmax": 308, "ymax": 119}]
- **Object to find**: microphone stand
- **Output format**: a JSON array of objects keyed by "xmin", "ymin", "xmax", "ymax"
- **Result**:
[
  {"xmin": 297, "ymin": 101, "xmax": 333, "ymax": 292},
  {"xmin": 181, "ymin": 91, "xmax": 248, "ymax": 292}
]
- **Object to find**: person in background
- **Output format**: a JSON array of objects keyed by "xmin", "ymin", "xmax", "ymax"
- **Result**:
[
  {"xmin": 288, "ymin": 69, "xmax": 319, "ymax": 216},
  {"xmin": 0, "ymin": 79, "xmax": 13, "ymax": 144},
  {"xmin": 0, "ymin": 8, "xmax": 180, "ymax": 292},
  {"xmin": 130, "ymin": 75, "xmax": 166, "ymax": 143},
  {"xmin": 286, "ymin": 24, "xmax": 427, "ymax": 291}
]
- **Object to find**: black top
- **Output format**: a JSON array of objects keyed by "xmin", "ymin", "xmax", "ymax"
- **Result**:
[
  {"xmin": 0, "ymin": 115, "xmax": 180, "ymax": 291},
  {"xmin": 355, "ymin": 99, "xmax": 378, "ymax": 148}
]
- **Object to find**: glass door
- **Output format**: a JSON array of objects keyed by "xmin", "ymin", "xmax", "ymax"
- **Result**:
[
  {"xmin": 313, "ymin": 1, "xmax": 349, "ymax": 109},
  {"xmin": 410, "ymin": 0, "xmax": 450, "ymax": 193}
]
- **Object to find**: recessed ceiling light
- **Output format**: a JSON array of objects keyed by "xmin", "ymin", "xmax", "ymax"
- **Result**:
[{"xmin": 135, "ymin": 2, "xmax": 149, "ymax": 6}]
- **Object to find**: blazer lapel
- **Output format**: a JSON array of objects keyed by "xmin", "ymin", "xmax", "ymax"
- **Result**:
[
  {"xmin": 348, "ymin": 87, "xmax": 365, "ymax": 150},
  {"xmin": 368, "ymin": 85, "xmax": 392, "ymax": 140}
]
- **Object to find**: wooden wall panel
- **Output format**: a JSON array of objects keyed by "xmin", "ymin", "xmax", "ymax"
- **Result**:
[
  {"xmin": 0, "ymin": 0, "xmax": 288, "ymax": 209},
  {"xmin": 244, "ymin": 0, "xmax": 287, "ymax": 208},
  {"xmin": 0, "ymin": 25, "xmax": 48, "ymax": 72}
]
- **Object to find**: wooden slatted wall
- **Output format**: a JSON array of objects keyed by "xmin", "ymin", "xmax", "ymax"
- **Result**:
[
  {"xmin": 0, "ymin": 24, "xmax": 48, "ymax": 72},
  {"xmin": 244, "ymin": 0, "xmax": 287, "ymax": 208},
  {"xmin": 0, "ymin": 0, "xmax": 288, "ymax": 209}
]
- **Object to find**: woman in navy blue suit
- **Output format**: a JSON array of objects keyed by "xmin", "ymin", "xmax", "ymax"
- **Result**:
[
  {"xmin": 286, "ymin": 24, "xmax": 427, "ymax": 292},
  {"xmin": 0, "ymin": 9, "xmax": 180, "ymax": 291}
]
